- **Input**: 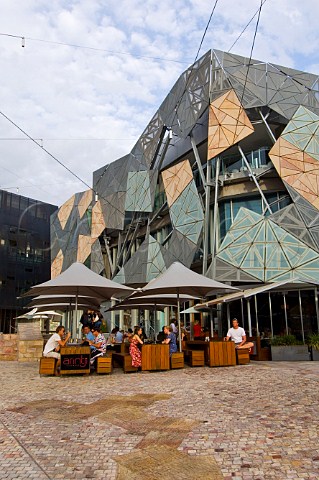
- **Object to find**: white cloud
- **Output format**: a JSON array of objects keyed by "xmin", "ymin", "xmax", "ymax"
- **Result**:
[{"xmin": 0, "ymin": 0, "xmax": 318, "ymax": 206}]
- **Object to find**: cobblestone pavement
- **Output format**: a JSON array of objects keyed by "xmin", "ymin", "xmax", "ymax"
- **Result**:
[{"xmin": 0, "ymin": 361, "xmax": 318, "ymax": 480}]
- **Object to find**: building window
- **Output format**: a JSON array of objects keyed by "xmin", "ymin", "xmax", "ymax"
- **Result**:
[
  {"xmin": 218, "ymin": 193, "xmax": 291, "ymax": 243},
  {"xmin": 0, "ymin": 239, "xmax": 5, "ymax": 246}
]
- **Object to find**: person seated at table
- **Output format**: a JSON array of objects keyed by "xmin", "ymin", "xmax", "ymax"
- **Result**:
[
  {"xmin": 157, "ymin": 326, "xmax": 166, "ymax": 343},
  {"xmin": 124, "ymin": 328, "xmax": 133, "ymax": 342},
  {"xmin": 140, "ymin": 326, "xmax": 147, "ymax": 342},
  {"xmin": 162, "ymin": 326, "xmax": 177, "ymax": 355},
  {"xmin": 193, "ymin": 320, "xmax": 202, "ymax": 339},
  {"xmin": 129, "ymin": 326, "xmax": 143, "ymax": 368},
  {"xmin": 43, "ymin": 325, "xmax": 71, "ymax": 375},
  {"xmin": 81, "ymin": 325, "xmax": 95, "ymax": 349},
  {"xmin": 87, "ymin": 326, "xmax": 107, "ymax": 366},
  {"xmin": 179, "ymin": 321, "xmax": 189, "ymax": 341},
  {"xmin": 114, "ymin": 327, "xmax": 123, "ymax": 343},
  {"xmin": 224, "ymin": 318, "xmax": 254, "ymax": 350}
]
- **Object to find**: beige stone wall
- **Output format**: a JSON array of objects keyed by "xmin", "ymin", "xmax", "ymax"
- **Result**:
[
  {"xmin": 0, "ymin": 334, "xmax": 18, "ymax": 361},
  {"xmin": 18, "ymin": 340, "xmax": 44, "ymax": 362},
  {"xmin": 0, "ymin": 334, "xmax": 44, "ymax": 362}
]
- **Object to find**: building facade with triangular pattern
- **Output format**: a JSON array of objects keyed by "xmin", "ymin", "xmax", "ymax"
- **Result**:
[{"xmin": 51, "ymin": 49, "xmax": 319, "ymax": 338}]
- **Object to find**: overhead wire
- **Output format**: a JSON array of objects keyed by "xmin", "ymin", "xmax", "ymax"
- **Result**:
[
  {"xmin": 238, "ymin": 0, "xmax": 264, "ymax": 107},
  {"xmin": 0, "ymin": 160, "xmax": 59, "ymax": 200},
  {"xmin": 0, "ymin": 0, "xmax": 263, "ymax": 212},
  {"xmin": 0, "ymin": 110, "xmax": 92, "ymax": 191},
  {"xmin": 170, "ymin": 0, "xmax": 220, "ymax": 130},
  {"xmin": 0, "ymin": 109, "xmax": 128, "ymax": 215},
  {"xmin": 228, "ymin": 0, "xmax": 267, "ymax": 52},
  {"xmin": 99, "ymin": 0, "xmax": 221, "ymax": 211},
  {"xmin": 0, "ymin": 32, "xmax": 189, "ymax": 64}
]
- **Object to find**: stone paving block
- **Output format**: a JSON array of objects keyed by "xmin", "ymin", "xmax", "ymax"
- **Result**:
[{"xmin": 0, "ymin": 361, "xmax": 319, "ymax": 479}]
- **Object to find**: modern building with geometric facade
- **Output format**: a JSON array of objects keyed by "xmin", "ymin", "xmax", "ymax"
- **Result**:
[{"xmin": 51, "ymin": 49, "xmax": 319, "ymax": 339}]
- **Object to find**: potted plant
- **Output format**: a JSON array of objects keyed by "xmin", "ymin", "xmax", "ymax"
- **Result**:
[
  {"xmin": 306, "ymin": 333, "xmax": 319, "ymax": 361},
  {"xmin": 270, "ymin": 335, "xmax": 310, "ymax": 361}
]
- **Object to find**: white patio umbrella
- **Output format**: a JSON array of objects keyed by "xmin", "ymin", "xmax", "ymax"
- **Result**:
[
  {"xmin": 14, "ymin": 309, "xmax": 63, "ymax": 320},
  {"xmin": 27, "ymin": 294, "xmax": 101, "ymax": 309},
  {"xmin": 137, "ymin": 262, "xmax": 238, "ymax": 351},
  {"xmin": 21, "ymin": 262, "xmax": 133, "ymax": 336}
]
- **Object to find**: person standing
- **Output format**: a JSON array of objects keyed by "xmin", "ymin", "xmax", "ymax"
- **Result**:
[
  {"xmin": 193, "ymin": 320, "xmax": 202, "ymax": 339},
  {"xmin": 129, "ymin": 326, "xmax": 143, "ymax": 367},
  {"xmin": 170, "ymin": 319, "xmax": 178, "ymax": 336},
  {"xmin": 80, "ymin": 309, "xmax": 94, "ymax": 329},
  {"xmin": 91, "ymin": 311, "xmax": 103, "ymax": 330},
  {"xmin": 162, "ymin": 326, "xmax": 178, "ymax": 355}
]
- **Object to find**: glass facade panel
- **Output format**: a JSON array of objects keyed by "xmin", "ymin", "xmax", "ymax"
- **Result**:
[
  {"xmin": 221, "ymin": 146, "xmax": 270, "ymax": 174},
  {"xmin": 233, "ymin": 198, "xmax": 262, "ymax": 219},
  {"xmin": 218, "ymin": 201, "xmax": 231, "ymax": 241}
]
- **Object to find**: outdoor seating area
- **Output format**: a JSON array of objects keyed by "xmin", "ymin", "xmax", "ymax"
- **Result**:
[
  {"xmin": 23, "ymin": 260, "xmax": 318, "ymax": 379},
  {"xmin": 39, "ymin": 337, "xmax": 254, "ymax": 376}
]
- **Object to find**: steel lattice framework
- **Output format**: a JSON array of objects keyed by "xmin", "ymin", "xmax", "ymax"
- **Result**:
[{"xmin": 51, "ymin": 49, "xmax": 319, "ymax": 285}]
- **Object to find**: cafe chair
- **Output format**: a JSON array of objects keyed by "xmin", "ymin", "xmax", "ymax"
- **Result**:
[
  {"xmin": 170, "ymin": 352, "xmax": 184, "ymax": 369},
  {"xmin": 39, "ymin": 357, "xmax": 57, "ymax": 376},
  {"xmin": 96, "ymin": 356, "xmax": 113, "ymax": 374}
]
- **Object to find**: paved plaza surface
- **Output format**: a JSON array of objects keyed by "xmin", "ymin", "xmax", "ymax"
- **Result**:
[{"xmin": 0, "ymin": 361, "xmax": 318, "ymax": 480}]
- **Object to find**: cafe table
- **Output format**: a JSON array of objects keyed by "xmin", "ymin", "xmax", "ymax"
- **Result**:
[
  {"xmin": 185, "ymin": 340, "xmax": 236, "ymax": 367},
  {"xmin": 60, "ymin": 345, "xmax": 91, "ymax": 375},
  {"xmin": 141, "ymin": 343, "xmax": 170, "ymax": 371}
]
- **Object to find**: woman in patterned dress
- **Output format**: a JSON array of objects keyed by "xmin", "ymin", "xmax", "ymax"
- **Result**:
[{"xmin": 130, "ymin": 326, "xmax": 143, "ymax": 367}]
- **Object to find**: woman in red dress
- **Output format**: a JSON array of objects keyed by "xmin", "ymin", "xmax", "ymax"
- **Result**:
[{"xmin": 129, "ymin": 326, "xmax": 143, "ymax": 367}]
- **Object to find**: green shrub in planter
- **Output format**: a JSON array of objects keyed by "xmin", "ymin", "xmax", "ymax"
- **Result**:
[
  {"xmin": 306, "ymin": 333, "xmax": 319, "ymax": 350},
  {"xmin": 306, "ymin": 333, "xmax": 319, "ymax": 361},
  {"xmin": 270, "ymin": 335, "xmax": 303, "ymax": 346},
  {"xmin": 270, "ymin": 335, "xmax": 309, "ymax": 361}
]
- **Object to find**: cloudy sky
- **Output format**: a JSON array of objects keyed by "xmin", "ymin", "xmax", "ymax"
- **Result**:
[{"xmin": 0, "ymin": 0, "xmax": 319, "ymax": 207}]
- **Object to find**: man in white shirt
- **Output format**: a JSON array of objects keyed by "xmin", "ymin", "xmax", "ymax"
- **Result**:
[
  {"xmin": 224, "ymin": 318, "xmax": 254, "ymax": 350},
  {"xmin": 43, "ymin": 325, "xmax": 71, "ymax": 374}
]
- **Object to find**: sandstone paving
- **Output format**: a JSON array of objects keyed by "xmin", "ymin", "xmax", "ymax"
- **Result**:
[{"xmin": 0, "ymin": 361, "xmax": 318, "ymax": 479}]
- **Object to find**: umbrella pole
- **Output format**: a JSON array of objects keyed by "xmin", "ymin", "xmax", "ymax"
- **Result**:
[
  {"xmin": 210, "ymin": 309, "xmax": 213, "ymax": 338},
  {"xmin": 75, "ymin": 292, "xmax": 78, "ymax": 340},
  {"xmin": 154, "ymin": 304, "xmax": 157, "ymax": 342},
  {"xmin": 68, "ymin": 299, "xmax": 71, "ymax": 334},
  {"xmin": 177, "ymin": 289, "xmax": 182, "ymax": 353}
]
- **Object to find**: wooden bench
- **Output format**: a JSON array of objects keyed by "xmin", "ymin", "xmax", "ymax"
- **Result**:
[
  {"xmin": 170, "ymin": 352, "xmax": 184, "ymax": 369},
  {"xmin": 185, "ymin": 350, "xmax": 205, "ymax": 367},
  {"xmin": 112, "ymin": 352, "xmax": 138, "ymax": 373},
  {"xmin": 96, "ymin": 356, "xmax": 112, "ymax": 374},
  {"xmin": 39, "ymin": 357, "xmax": 57, "ymax": 375},
  {"xmin": 236, "ymin": 348, "xmax": 250, "ymax": 365}
]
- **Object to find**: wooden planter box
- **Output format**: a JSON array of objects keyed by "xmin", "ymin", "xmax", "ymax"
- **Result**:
[{"xmin": 271, "ymin": 345, "xmax": 310, "ymax": 361}]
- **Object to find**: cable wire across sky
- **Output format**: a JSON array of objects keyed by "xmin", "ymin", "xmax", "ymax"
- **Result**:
[{"xmin": 0, "ymin": 0, "xmax": 266, "ymax": 206}]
